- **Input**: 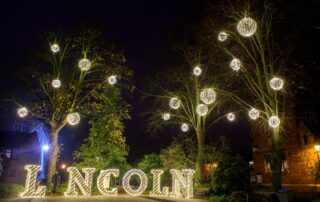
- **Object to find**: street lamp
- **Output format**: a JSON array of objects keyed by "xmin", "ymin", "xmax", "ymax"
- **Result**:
[
  {"xmin": 42, "ymin": 144, "xmax": 49, "ymax": 151},
  {"xmin": 61, "ymin": 164, "xmax": 67, "ymax": 170}
]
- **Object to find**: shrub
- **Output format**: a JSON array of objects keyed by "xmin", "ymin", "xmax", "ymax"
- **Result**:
[{"xmin": 0, "ymin": 183, "xmax": 24, "ymax": 198}]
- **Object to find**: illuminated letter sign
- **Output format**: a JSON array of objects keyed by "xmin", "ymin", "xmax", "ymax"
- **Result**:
[
  {"xmin": 97, "ymin": 169, "xmax": 119, "ymax": 196},
  {"xmin": 20, "ymin": 165, "xmax": 46, "ymax": 198},
  {"xmin": 150, "ymin": 169, "xmax": 169, "ymax": 196},
  {"xmin": 122, "ymin": 169, "xmax": 148, "ymax": 196},
  {"xmin": 170, "ymin": 169, "xmax": 195, "ymax": 199}
]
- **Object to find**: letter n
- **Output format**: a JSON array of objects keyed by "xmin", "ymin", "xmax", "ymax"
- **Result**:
[{"xmin": 170, "ymin": 169, "xmax": 195, "ymax": 199}]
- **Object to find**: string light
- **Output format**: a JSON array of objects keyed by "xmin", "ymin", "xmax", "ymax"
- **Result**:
[
  {"xmin": 193, "ymin": 66, "xmax": 202, "ymax": 76},
  {"xmin": 51, "ymin": 44, "xmax": 60, "ymax": 53},
  {"xmin": 230, "ymin": 58, "xmax": 241, "ymax": 71},
  {"xmin": 67, "ymin": 112, "xmax": 80, "ymax": 126},
  {"xmin": 181, "ymin": 123, "xmax": 189, "ymax": 132},
  {"xmin": 237, "ymin": 17, "xmax": 257, "ymax": 37},
  {"xmin": 248, "ymin": 108, "xmax": 260, "ymax": 120},
  {"xmin": 226, "ymin": 113, "xmax": 235, "ymax": 121},
  {"xmin": 218, "ymin": 31, "xmax": 228, "ymax": 42},
  {"xmin": 64, "ymin": 167, "xmax": 96, "ymax": 197},
  {"xmin": 268, "ymin": 115, "xmax": 280, "ymax": 128},
  {"xmin": 169, "ymin": 98, "xmax": 181, "ymax": 110},
  {"xmin": 20, "ymin": 165, "xmax": 46, "ymax": 198},
  {"xmin": 196, "ymin": 104, "xmax": 208, "ymax": 116},
  {"xmin": 108, "ymin": 75, "xmax": 117, "ymax": 85},
  {"xmin": 269, "ymin": 77, "xmax": 284, "ymax": 91},
  {"xmin": 200, "ymin": 88, "xmax": 216, "ymax": 105},
  {"xmin": 97, "ymin": 169, "xmax": 119, "ymax": 196},
  {"xmin": 78, "ymin": 58, "xmax": 91, "ymax": 71},
  {"xmin": 17, "ymin": 107, "xmax": 28, "ymax": 118},
  {"xmin": 150, "ymin": 169, "xmax": 169, "ymax": 197},
  {"xmin": 52, "ymin": 79, "xmax": 61, "ymax": 88},
  {"xmin": 122, "ymin": 169, "xmax": 148, "ymax": 196},
  {"xmin": 162, "ymin": 113, "xmax": 171, "ymax": 121},
  {"xmin": 170, "ymin": 169, "xmax": 195, "ymax": 199}
]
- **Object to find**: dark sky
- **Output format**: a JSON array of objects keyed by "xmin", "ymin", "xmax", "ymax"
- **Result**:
[{"xmin": 0, "ymin": 0, "xmax": 260, "ymax": 165}]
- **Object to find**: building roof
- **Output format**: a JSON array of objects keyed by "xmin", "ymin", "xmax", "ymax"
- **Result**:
[{"xmin": 0, "ymin": 130, "xmax": 38, "ymax": 148}]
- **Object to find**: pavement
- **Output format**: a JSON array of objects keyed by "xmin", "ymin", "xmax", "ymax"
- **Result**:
[{"xmin": 0, "ymin": 195, "xmax": 210, "ymax": 202}]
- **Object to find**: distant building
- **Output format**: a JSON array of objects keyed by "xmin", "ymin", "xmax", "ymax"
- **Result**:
[
  {"xmin": 0, "ymin": 130, "xmax": 40, "ymax": 184},
  {"xmin": 251, "ymin": 118, "xmax": 320, "ymax": 192}
]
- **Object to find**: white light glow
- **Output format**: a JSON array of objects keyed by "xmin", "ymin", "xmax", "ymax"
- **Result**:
[
  {"xmin": 52, "ymin": 79, "xmax": 61, "ymax": 88},
  {"xmin": 181, "ymin": 123, "xmax": 189, "ymax": 132},
  {"xmin": 226, "ymin": 113, "xmax": 235, "ymax": 121},
  {"xmin": 67, "ymin": 112, "xmax": 80, "ymax": 126},
  {"xmin": 20, "ymin": 165, "xmax": 46, "ymax": 198},
  {"xmin": 170, "ymin": 169, "xmax": 195, "ymax": 199},
  {"xmin": 51, "ymin": 44, "xmax": 60, "ymax": 53},
  {"xmin": 169, "ymin": 98, "xmax": 181, "ymax": 110},
  {"xmin": 122, "ymin": 169, "xmax": 148, "ymax": 196},
  {"xmin": 108, "ymin": 75, "xmax": 117, "ymax": 85},
  {"xmin": 268, "ymin": 115, "xmax": 280, "ymax": 128},
  {"xmin": 97, "ymin": 169, "xmax": 119, "ymax": 196},
  {"xmin": 200, "ymin": 88, "xmax": 216, "ymax": 105},
  {"xmin": 42, "ymin": 145, "xmax": 49, "ymax": 151},
  {"xmin": 230, "ymin": 58, "xmax": 241, "ymax": 71},
  {"xmin": 17, "ymin": 107, "xmax": 28, "ymax": 118},
  {"xmin": 248, "ymin": 108, "xmax": 260, "ymax": 120},
  {"xmin": 162, "ymin": 113, "xmax": 171, "ymax": 121},
  {"xmin": 218, "ymin": 31, "xmax": 228, "ymax": 42},
  {"xmin": 196, "ymin": 104, "xmax": 208, "ymax": 116},
  {"xmin": 78, "ymin": 58, "xmax": 91, "ymax": 71},
  {"xmin": 193, "ymin": 66, "xmax": 202, "ymax": 76},
  {"xmin": 150, "ymin": 169, "xmax": 169, "ymax": 197},
  {"xmin": 269, "ymin": 77, "xmax": 284, "ymax": 91},
  {"xmin": 237, "ymin": 17, "xmax": 257, "ymax": 37},
  {"xmin": 64, "ymin": 167, "xmax": 96, "ymax": 197}
]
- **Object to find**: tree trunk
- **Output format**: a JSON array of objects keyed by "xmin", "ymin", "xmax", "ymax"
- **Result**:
[
  {"xmin": 195, "ymin": 130, "xmax": 205, "ymax": 184},
  {"xmin": 270, "ymin": 128, "xmax": 282, "ymax": 192},
  {"xmin": 47, "ymin": 127, "xmax": 60, "ymax": 187}
]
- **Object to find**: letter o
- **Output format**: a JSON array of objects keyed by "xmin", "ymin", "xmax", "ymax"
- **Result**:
[{"xmin": 122, "ymin": 169, "xmax": 148, "ymax": 196}]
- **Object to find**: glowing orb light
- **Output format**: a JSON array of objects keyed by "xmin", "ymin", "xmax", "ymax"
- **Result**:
[
  {"xmin": 196, "ymin": 104, "xmax": 208, "ymax": 116},
  {"xmin": 52, "ymin": 79, "xmax": 61, "ymax": 88},
  {"xmin": 78, "ymin": 58, "xmax": 91, "ymax": 71},
  {"xmin": 237, "ymin": 17, "xmax": 257, "ymax": 37},
  {"xmin": 193, "ymin": 66, "xmax": 202, "ymax": 76},
  {"xmin": 200, "ymin": 88, "xmax": 216, "ymax": 105},
  {"xmin": 269, "ymin": 77, "xmax": 284, "ymax": 91},
  {"xmin": 17, "ymin": 107, "xmax": 28, "ymax": 118},
  {"xmin": 169, "ymin": 98, "xmax": 181, "ymax": 110},
  {"xmin": 51, "ymin": 44, "xmax": 60, "ymax": 53},
  {"xmin": 218, "ymin": 31, "xmax": 228, "ymax": 42},
  {"xmin": 42, "ymin": 145, "xmax": 49, "ymax": 151},
  {"xmin": 268, "ymin": 115, "xmax": 280, "ymax": 128},
  {"xmin": 67, "ymin": 112, "xmax": 81, "ymax": 126},
  {"xmin": 181, "ymin": 123, "xmax": 189, "ymax": 132},
  {"xmin": 226, "ymin": 113, "xmax": 235, "ymax": 121},
  {"xmin": 108, "ymin": 75, "xmax": 117, "ymax": 85},
  {"xmin": 230, "ymin": 58, "xmax": 241, "ymax": 71},
  {"xmin": 162, "ymin": 113, "xmax": 171, "ymax": 121},
  {"xmin": 248, "ymin": 108, "xmax": 260, "ymax": 120}
]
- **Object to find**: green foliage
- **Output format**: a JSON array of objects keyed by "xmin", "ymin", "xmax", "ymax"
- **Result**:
[
  {"xmin": 0, "ymin": 183, "xmax": 24, "ymax": 197},
  {"xmin": 138, "ymin": 153, "xmax": 163, "ymax": 173},
  {"xmin": 210, "ymin": 154, "xmax": 250, "ymax": 195}
]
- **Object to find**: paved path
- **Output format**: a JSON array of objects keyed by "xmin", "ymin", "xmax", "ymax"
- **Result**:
[{"xmin": 0, "ymin": 196, "xmax": 209, "ymax": 202}]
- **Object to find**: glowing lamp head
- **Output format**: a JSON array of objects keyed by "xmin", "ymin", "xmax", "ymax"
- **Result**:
[
  {"xmin": 181, "ymin": 123, "xmax": 189, "ymax": 132},
  {"xmin": 169, "ymin": 98, "xmax": 181, "ymax": 110},
  {"xmin": 51, "ymin": 44, "xmax": 60, "ymax": 53},
  {"xmin": 52, "ymin": 79, "xmax": 61, "ymax": 88},
  {"xmin": 162, "ymin": 113, "xmax": 171, "ymax": 121},
  {"xmin": 230, "ymin": 58, "xmax": 241, "ymax": 71},
  {"xmin": 193, "ymin": 66, "xmax": 202, "ymax": 76},
  {"xmin": 196, "ymin": 104, "xmax": 208, "ymax": 116},
  {"xmin": 315, "ymin": 145, "xmax": 320, "ymax": 152},
  {"xmin": 78, "ymin": 58, "xmax": 91, "ymax": 71},
  {"xmin": 268, "ymin": 115, "xmax": 280, "ymax": 128},
  {"xmin": 200, "ymin": 88, "xmax": 216, "ymax": 105},
  {"xmin": 269, "ymin": 77, "xmax": 284, "ymax": 91},
  {"xmin": 218, "ymin": 31, "xmax": 228, "ymax": 42},
  {"xmin": 108, "ymin": 75, "xmax": 117, "ymax": 85},
  {"xmin": 227, "ymin": 113, "xmax": 235, "ymax": 121},
  {"xmin": 248, "ymin": 108, "xmax": 260, "ymax": 120},
  {"xmin": 67, "ymin": 112, "xmax": 81, "ymax": 126},
  {"xmin": 17, "ymin": 107, "xmax": 28, "ymax": 118},
  {"xmin": 237, "ymin": 17, "xmax": 257, "ymax": 37},
  {"xmin": 61, "ymin": 164, "xmax": 67, "ymax": 169},
  {"xmin": 42, "ymin": 144, "xmax": 49, "ymax": 151}
]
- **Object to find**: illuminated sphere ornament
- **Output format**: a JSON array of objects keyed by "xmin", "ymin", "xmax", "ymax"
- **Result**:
[
  {"xmin": 51, "ymin": 44, "xmax": 60, "ymax": 53},
  {"xmin": 226, "ymin": 113, "xmax": 235, "ymax": 121},
  {"xmin": 268, "ymin": 115, "xmax": 280, "ymax": 128},
  {"xmin": 17, "ymin": 107, "xmax": 28, "ymax": 118},
  {"xmin": 67, "ymin": 112, "xmax": 81, "ymax": 126},
  {"xmin": 237, "ymin": 17, "xmax": 257, "ymax": 37},
  {"xmin": 269, "ymin": 77, "xmax": 284, "ymax": 91},
  {"xmin": 162, "ymin": 113, "xmax": 171, "ymax": 121},
  {"xmin": 181, "ymin": 123, "xmax": 189, "ymax": 132},
  {"xmin": 196, "ymin": 104, "xmax": 208, "ymax": 116},
  {"xmin": 78, "ymin": 58, "xmax": 91, "ymax": 71},
  {"xmin": 218, "ymin": 31, "xmax": 228, "ymax": 42},
  {"xmin": 52, "ymin": 79, "xmax": 61, "ymax": 88},
  {"xmin": 230, "ymin": 58, "xmax": 241, "ymax": 71},
  {"xmin": 200, "ymin": 88, "xmax": 216, "ymax": 105},
  {"xmin": 108, "ymin": 75, "xmax": 117, "ymax": 85},
  {"xmin": 169, "ymin": 98, "xmax": 181, "ymax": 110},
  {"xmin": 193, "ymin": 66, "xmax": 202, "ymax": 76},
  {"xmin": 248, "ymin": 108, "xmax": 260, "ymax": 120}
]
